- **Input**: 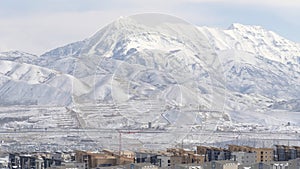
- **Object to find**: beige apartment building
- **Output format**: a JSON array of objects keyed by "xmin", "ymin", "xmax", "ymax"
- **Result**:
[{"xmin": 228, "ymin": 145, "xmax": 273, "ymax": 163}]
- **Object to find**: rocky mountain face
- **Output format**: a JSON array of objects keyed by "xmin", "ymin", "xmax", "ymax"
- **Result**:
[{"xmin": 0, "ymin": 14, "xmax": 299, "ymax": 129}]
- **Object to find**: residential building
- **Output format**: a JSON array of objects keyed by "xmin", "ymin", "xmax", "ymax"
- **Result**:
[
  {"xmin": 48, "ymin": 162, "xmax": 85, "ymax": 169},
  {"xmin": 269, "ymin": 161, "xmax": 289, "ymax": 169},
  {"xmin": 75, "ymin": 150, "xmax": 117, "ymax": 169},
  {"xmin": 274, "ymin": 145, "xmax": 300, "ymax": 161},
  {"xmin": 19, "ymin": 155, "xmax": 37, "ymax": 169},
  {"xmin": 238, "ymin": 162, "xmax": 271, "ymax": 169},
  {"xmin": 75, "ymin": 150, "xmax": 136, "ymax": 168},
  {"xmin": 0, "ymin": 156, "xmax": 8, "ymax": 169},
  {"xmin": 135, "ymin": 151, "xmax": 159, "ymax": 166},
  {"xmin": 189, "ymin": 154, "xmax": 205, "ymax": 164},
  {"xmin": 196, "ymin": 146, "xmax": 231, "ymax": 162},
  {"xmin": 96, "ymin": 163, "xmax": 158, "ymax": 169},
  {"xmin": 228, "ymin": 145, "xmax": 252, "ymax": 153},
  {"xmin": 288, "ymin": 158, "xmax": 300, "ymax": 169},
  {"xmin": 203, "ymin": 161, "xmax": 238, "ymax": 169},
  {"xmin": 157, "ymin": 153, "xmax": 171, "ymax": 168},
  {"xmin": 103, "ymin": 150, "xmax": 134, "ymax": 165},
  {"xmin": 43, "ymin": 156, "xmax": 61, "ymax": 168},
  {"xmin": 228, "ymin": 145, "xmax": 273, "ymax": 163},
  {"xmin": 35, "ymin": 158, "xmax": 44, "ymax": 169},
  {"xmin": 165, "ymin": 148, "xmax": 205, "ymax": 168},
  {"xmin": 231, "ymin": 152, "xmax": 256, "ymax": 165},
  {"xmin": 9, "ymin": 153, "xmax": 20, "ymax": 169},
  {"xmin": 170, "ymin": 156, "xmax": 183, "ymax": 168},
  {"xmin": 130, "ymin": 163, "xmax": 158, "ymax": 169},
  {"xmin": 253, "ymin": 148, "xmax": 273, "ymax": 163},
  {"xmin": 175, "ymin": 163, "xmax": 203, "ymax": 169}
]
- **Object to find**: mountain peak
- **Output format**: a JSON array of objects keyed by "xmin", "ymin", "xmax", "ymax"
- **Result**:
[
  {"xmin": 228, "ymin": 23, "xmax": 264, "ymax": 31},
  {"xmin": 58, "ymin": 13, "xmax": 212, "ymax": 58},
  {"xmin": 100, "ymin": 13, "xmax": 197, "ymax": 37}
]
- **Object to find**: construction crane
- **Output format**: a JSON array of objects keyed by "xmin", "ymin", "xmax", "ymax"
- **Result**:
[{"xmin": 117, "ymin": 129, "xmax": 140, "ymax": 155}]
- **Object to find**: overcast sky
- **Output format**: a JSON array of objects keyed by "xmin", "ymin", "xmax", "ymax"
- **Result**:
[{"xmin": 0, "ymin": 0, "xmax": 299, "ymax": 55}]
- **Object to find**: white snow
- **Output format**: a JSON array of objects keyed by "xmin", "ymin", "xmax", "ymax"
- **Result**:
[{"xmin": 0, "ymin": 14, "xmax": 299, "ymax": 148}]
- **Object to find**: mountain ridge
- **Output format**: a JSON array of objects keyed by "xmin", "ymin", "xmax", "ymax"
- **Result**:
[{"xmin": 0, "ymin": 14, "xmax": 299, "ymax": 130}]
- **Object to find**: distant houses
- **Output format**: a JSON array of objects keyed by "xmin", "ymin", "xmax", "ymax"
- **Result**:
[{"xmin": 5, "ymin": 144, "xmax": 300, "ymax": 169}]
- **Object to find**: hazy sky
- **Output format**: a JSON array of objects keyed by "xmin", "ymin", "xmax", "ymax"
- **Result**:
[{"xmin": 0, "ymin": 0, "xmax": 299, "ymax": 55}]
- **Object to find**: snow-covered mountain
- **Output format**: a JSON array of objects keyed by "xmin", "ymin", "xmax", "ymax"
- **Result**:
[
  {"xmin": 0, "ymin": 51, "xmax": 37, "ymax": 64},
  {"xmin": 0, "ymin": 59, "xmax": 89, "ymax": 106},
  {"xmin": 197, "ymin": 24, "xmax": 300, "ymax": 125},
  {"xmin": 0, "ymin": 14, "xmax": 299, "ymax": 131}
]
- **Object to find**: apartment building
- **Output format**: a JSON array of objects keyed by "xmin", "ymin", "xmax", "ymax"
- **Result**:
[
  {"xmin": 197, "ymin": 146, "xmax": 231, "ymax": 162},
  {"xmin": 252, "ymin": 148, "xmax": 273, "ymax": 163},
  {"xmin": 228, "ymin": 145, "xmax": 273, "ymax": 163},
  {"xmin": 75, "ymin": 150, "xmax": 117, "ymax": 169},
  {"xmin": 231, "ymin": 152, "xmax": 256, "ymax": 165},
  {"xmin": 274, "ymin": 145, "xmax": 300, "ymax": 161}
]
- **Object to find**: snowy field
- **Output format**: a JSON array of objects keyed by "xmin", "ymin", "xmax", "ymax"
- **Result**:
[{"xmin": 0, "ymin": 105, "xmax": 299, "ymax": 152}]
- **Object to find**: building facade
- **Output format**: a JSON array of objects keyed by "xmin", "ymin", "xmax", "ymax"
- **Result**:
[
  {"xmin": 197, "ymin": 146, "xmax": 231, "ymax": 162},
  {"xmin": 228, "ymin": 145, "xmax": 273, "ymax": 163},
  {"xmin": 274, "ymin": 145, "xmax": 300, "ymax": 161},
  {"xmin": 231, "ymin": 152, "xmax": 256, "ymax": 165}
]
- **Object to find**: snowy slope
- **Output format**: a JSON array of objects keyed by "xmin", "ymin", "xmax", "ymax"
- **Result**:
[
  {"xmin": 0, "ymin": 60, "xmax": 90, "ymax": 106},
  {"xmin": 0, "ymin": 14, "xmax": 299, "ymax": 131},
  {"xmin": 38, "ymin": 14, "xmax": 225, "ymax": 110},
  {"xmin": 198, "ymin": 23, "xmax": 300, "ymax": 65},
  {"xmin": 197, "ymin": 24, "xmax": 300, "ymax": 125},
  {"xmin": 0, "ymin": 50, "xmax": 38, "ymax": 64}
]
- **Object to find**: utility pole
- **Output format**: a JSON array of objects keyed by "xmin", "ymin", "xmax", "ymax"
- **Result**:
[{"xmin": 119, "ymin": 132, "xmax": 122, "ymax": 156}]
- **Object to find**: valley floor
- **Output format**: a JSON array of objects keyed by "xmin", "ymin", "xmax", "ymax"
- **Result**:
[{"xmin": 0, "ymin": 106, "xmax": 299, "ymax": 152}]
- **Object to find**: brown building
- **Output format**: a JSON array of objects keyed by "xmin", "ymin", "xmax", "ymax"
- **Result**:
[
  {"xmin": 170, "ymin": 156, "xmax": 183, "ymax": 168},
  {"xmin": 228, "ymin": 145, "xmax": 252, "ymax": 153},
  {"xmin": 75, "ymin": 150, "xmax": 134, "ymax": 169},
  {"xmin": 190, "ymin": 154, "xmax": 205, "ymax": 164},
  {"xmin": 103, "ymin": 149, "xmax": 134, "ymax": 165},
  {"xmin": 75, "ymin": 150, "xmax": 117, "ymax": 169},
  {"xmin": 228, "ymin": 145, "xmax": 273, "ymax": 163},
  {"xmin": 163, "ymin": 148, "xmax": 205, "ymax": 168},
  {"xmin": 253, "ymin": 148, "xmax": 273, "ymax": 163}
]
